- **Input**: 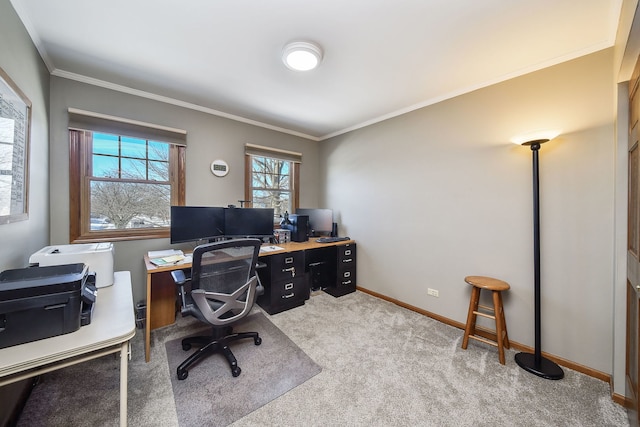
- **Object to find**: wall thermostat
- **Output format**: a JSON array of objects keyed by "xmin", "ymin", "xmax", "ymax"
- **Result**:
[{"xmin": 210, "ymin": 159, "xmax": 229, "ymax": 177}]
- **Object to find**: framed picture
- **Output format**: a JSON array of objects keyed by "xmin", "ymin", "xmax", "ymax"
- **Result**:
[{"xmin": 0, "ymin": 67, "xmax": 31, "ymax": 224}]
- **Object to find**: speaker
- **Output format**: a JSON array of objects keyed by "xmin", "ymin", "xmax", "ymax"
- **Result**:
[
  {"xmin": 283, "ymin": 214, "xmax": 309, "ymax": 242},
  {"xmin": 331, "ymin": 222, "xmax": 338, "ymax": 237}
]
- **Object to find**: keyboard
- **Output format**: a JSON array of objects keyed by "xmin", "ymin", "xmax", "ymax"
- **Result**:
[{"xmin": 316, "ymin": 236, "xmax": 350, "ymax": 243}]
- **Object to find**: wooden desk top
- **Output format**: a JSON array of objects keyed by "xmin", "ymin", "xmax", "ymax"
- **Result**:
[
  {"xmin": 143, "ymin": 238, "xmax": 355, "ymax": 273},
  {"xmin": 259, "ymin": 238, "xmax": 355, "ymax": 255}
]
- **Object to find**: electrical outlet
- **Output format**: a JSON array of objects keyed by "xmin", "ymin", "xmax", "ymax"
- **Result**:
[{"xmin": 427, "ymin": 288, "xmax": 439, "ymax": 297}]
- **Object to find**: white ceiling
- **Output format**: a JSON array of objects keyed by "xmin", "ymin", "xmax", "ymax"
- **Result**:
[{"xmin": 10, "ymin": 0, "xmax": 623, "ymax": 141}]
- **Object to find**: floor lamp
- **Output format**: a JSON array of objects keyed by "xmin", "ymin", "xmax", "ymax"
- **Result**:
[{"xmin": 514, "ymin": 138, "xmax": 564, "ymax": 380}]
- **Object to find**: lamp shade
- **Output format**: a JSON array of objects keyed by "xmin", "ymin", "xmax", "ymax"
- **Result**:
[{"xmin": 511, "ymin": 130, "xmax": 560, "ymax": 146}]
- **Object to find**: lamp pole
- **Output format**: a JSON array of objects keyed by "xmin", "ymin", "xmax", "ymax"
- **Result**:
[{"xmin": 514, "ymin": 139, "xmax": 564, "ymax": 380}]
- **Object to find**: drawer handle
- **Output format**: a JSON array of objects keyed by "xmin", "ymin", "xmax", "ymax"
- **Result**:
[
  {"xmin": 284, "ymin": 283, "xmax": 294, "ymax": 290},
  {"xmin": 282, "ymin": 292, "xmax": 295, "ymax": 299},
  {"xmin": 285, "ymin": 257, "xmax": 294, "ymax": 264},
  {"xmin": 342, "ymin": 258, "xmax": 352, "ymax": 263},
  {"xmin": 342, "ymin": 280, "xmax": 352, "ymax": 285},
  {"xmin": 282, "ymin": 266, "xmax": 296, "ymax": 277},
  {"xmin": 343, "ymin": 271, "xmax": 351, "ymax": 278},
  {"xmin": 344, "ymin": 250, "xmax": 351, "ymax": 256}
]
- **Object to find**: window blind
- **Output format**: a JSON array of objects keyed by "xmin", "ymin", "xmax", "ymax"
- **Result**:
[
  {"xmin": 245, "ymin": 143, "xmax": 302, "ymax": 163},
  {"xmin": 68, "ymin": 108, "xmax": 187, "ymax": 146}
]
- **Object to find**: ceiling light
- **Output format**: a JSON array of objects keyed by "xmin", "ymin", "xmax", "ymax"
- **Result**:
[{"xmin": 282, "ymin": 41, "xmax": 323, "ymax": 71}]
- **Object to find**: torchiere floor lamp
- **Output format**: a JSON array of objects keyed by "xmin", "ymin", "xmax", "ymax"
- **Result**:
[{"xmin": 514, "ymin": 138, "xmax": 564, "ymax": 380}]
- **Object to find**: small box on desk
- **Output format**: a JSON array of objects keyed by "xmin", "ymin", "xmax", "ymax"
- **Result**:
[{"xmin": 0, "ymin": 263, "xmax": 89, "ymax": 349}]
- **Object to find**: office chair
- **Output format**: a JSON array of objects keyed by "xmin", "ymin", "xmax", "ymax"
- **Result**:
[{"xmin": 170, "ymin": 238, "xmax": 263, "ymax": 379}]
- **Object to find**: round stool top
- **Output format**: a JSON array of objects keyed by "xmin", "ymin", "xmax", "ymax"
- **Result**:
[{"xmin": 464, "ymin": 275, "xmax": 510, "ymax": 291}]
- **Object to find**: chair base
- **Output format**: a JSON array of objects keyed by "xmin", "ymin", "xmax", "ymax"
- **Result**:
[{"xmin": 176, "ymin": 326, "xmax": 262, "ymax": 380}]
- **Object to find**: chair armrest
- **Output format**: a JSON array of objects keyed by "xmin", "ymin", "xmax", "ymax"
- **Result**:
[
  {"xmin": 171, "ymin": 269, "xmax": 190, "ymax": 286},
  {"xmin": 171, "ymin": 269, "xmax": 192, "ymax": 313}
]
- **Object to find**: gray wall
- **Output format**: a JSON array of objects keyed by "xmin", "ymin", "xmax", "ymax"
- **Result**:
[
  {"xmin": 0, "ymin": 0, "xmax": 50, "ymax": 270},
  {"xmin": 0, "ymin": 0, "xmax": 50, "ymax": 421},
  {"xmin": 49, "ymin": 77, "xmax": 320, "ymax": 303},
  {"xmin": 1, "ymin": 0, "xmax": 630, "ymax": 399},
  {"xmin": 321, "ymin": 49, "xmax": 616, "ymax": 378}
]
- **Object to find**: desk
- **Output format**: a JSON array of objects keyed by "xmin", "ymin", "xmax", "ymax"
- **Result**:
[
  {"xmin": 143, "ymin": 238, "xmax": 355, "ymax": 362},
  {"xmin": 0, "ymin": 271, "xmax": 135, "ymax": 427}
]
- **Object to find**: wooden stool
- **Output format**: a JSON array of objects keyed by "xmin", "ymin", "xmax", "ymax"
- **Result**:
[{"xmin": 461, "ymin": 275, "xmax": 510, "ymax": 365}]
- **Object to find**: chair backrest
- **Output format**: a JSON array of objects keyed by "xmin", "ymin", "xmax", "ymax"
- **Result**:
[{"xmin": 188, "ymin": 238, "xmax": 262, "ymax": 325}]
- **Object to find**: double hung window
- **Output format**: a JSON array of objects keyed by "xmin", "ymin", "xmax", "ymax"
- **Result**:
[
  {"xmin": 69, "ymin": 110, "xmax": 185, "ymax": 242},
  {"xmin": 244, "ymin": 144, "xmax": 301, "ymax": 222}
]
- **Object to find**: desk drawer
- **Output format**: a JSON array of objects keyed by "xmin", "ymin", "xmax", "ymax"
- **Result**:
[
  {"xmin": 257, "ymin": 282, "xmax": 307, "ymax": 315},
  {"xmin": 337, "ymin": 267, "xmax": 356, "ymax": 288},
  {"xmin": 269, "ymin": 252, "xmax": 304, "ymax": 281},
  {"xmin": 256, "ymin": 258, "xmax": 308, "ymax": 314},
  {"xmin": 338, "ymin": 244, "xmax": 356, "ymax": 266},
  {"xmin": 272, "ymin": 276, "xmax": 307, "ymax": 304},
  {"xmin": 325, "ymin": 243, "xmax": 356, "ymax": 298}
]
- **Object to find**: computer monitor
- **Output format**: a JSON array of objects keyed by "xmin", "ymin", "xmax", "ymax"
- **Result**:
[
  {"xmin": 295, "ymin": 208, "xmax": 333, "ymax": 237},
  {"xmin": 170, "ymin": 206, "xmax": 225, "ymax": 244},
  {"xmin": 224, "ymin": 207, "xmax": 275, "ymax": 238}
]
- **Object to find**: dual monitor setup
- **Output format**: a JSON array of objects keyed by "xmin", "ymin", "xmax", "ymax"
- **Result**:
[{"xmin": 170, "ymin": 206, "xmax": 335, "ymax": 244}]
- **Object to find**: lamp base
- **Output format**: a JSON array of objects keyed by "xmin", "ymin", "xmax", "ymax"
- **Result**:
[{"xmin": 515, "ymin": 352, "xmax": 564, "ymax": 380}]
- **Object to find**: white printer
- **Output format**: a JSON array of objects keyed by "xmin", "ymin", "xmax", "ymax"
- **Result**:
[{"xmin": 29, "ymin": 243, "xmax": 114, "ymax": 288}]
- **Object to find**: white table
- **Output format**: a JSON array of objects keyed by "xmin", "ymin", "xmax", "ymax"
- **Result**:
[{"xmin": 0, "ymin": 271, "xmax": 135, "ymax": 426}]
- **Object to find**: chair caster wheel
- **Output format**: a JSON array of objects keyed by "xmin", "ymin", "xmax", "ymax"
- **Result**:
[
  {"xmin": 232, "ymin": 367, "xmax": 241, "ymax": 377},
  {"xmin": 255, "ymin": 336, "xmax": 262, "ymax": 345},
  {"xmin": 182, "ymin": 343, "xmax": 191, "ymax": 351},
  {"xmin": 177, "ymin": 369, "xmax": 188, "ymax": 380}
]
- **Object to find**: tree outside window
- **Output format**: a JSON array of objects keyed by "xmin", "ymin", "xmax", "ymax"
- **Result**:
[
  {"xmin": 250, "ymin": 155, "xmax": 291, "ymax": 219},
  {"xmin": 70, "ymin": 129, "xmax": 185, "ymax": 242},
  {"xmin": 90, "ymin": 133, "xmax": 171, "ymax": 230},
  {"xmin": 245, "ymin": 149, "xmax": 299, "ymax": 222}
]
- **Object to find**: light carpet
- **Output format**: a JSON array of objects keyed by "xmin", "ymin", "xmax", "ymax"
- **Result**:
[
  {"xmin": 16, "ymin": 290, "xmax": 628, "ymax": 426},
  {"xmin": 234, "ymin": 291, "xmax": 629, "ymax": 427},
  {"xmin": 165, "ymin": 312, "xmax": 321, "ymax": 427}
]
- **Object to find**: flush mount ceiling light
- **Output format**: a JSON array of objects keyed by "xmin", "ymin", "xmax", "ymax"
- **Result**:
[{"xmin": 282, "ymin": 41, "xmax": 323, "ymax": 71}]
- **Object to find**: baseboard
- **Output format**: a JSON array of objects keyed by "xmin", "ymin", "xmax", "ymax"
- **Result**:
[
  {"xmin": 612, "ymin": 390, "xmax": 628, "ymax": 407},
  {"xmin": 356, "ymin": 286, "xmax": 621, "ymax": 399}
]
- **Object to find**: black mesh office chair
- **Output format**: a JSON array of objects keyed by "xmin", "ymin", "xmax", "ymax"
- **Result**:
[{"xmin": 170, "ymin": 238, "xmax": 263, "ymax": 379}]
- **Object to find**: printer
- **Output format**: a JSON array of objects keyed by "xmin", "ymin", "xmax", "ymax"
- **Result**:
[
  {"xmin": 0, "ymin": 263, "xmax": 96, "ymax": 349},
  {"xmin": 29, "ymin": 242, "xmax": 114, "ymax": 288}
]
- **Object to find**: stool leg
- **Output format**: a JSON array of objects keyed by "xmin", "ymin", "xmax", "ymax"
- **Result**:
[
  {"xmin": 462, "ymin": 287, "xmax": 481, "ymax": 349},
  {"xmin": 497, "ymin": 291, "xmax": 510, "ymax": 349},
  {"xmin": 492, "ymin": 290, "xmax": 506, "ymax": 365}
]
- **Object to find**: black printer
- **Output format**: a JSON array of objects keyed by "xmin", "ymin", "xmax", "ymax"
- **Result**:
[{"xmin": 0, "ymin": 263, "xmax": 96, "ymax": 349}]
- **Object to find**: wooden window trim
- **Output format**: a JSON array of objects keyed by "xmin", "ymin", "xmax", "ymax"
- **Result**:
[
  {"xmin": 69, "ymin": 130, "xmax": 185, "ymax": 243},
  {"xmin": 244, "ymin": 153, "xmax": 299, "ymax": 219}
]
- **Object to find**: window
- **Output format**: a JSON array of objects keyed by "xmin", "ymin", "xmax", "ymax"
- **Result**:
[
  {"xmin": 244, "ymin": 144, "xmax": 301, "ymax": 221},
  {"xmin": 69, "ymin": 110, "xmax": 186, "ymax": 242}
]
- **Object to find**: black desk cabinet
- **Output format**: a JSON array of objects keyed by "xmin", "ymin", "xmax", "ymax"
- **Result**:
[
  {"xmin": 256, "ymin": 242, "xmax": 357, "ymax": 315},
  {"xmin": 257, "ymin": 251, "xmax": 308, "ymax": 315},
  {"xmin": 324, "ymin": 243, "xmax": 357, "ymax": 297}
]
